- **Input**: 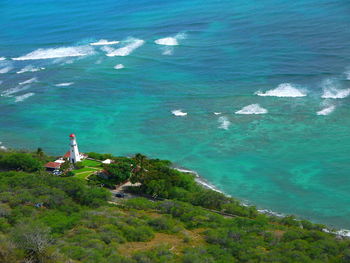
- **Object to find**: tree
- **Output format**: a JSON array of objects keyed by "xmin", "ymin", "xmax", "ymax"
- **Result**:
[
  {"xmin": 104, "ymin": 163, "xmax": 131, "ymax": 185},
  {"xmin": 35, "ymin": 148, "xmax": 45, "ymax": 160},
  {"xmin": 0, "ymin": 153, "xmax": 42, "ymax": 172},
  {"xmin": 60, "ymin": 161, "xmax": 71, "ymax": 173},
  {"xmin": 131, "ymin": 153, "xmax": 148, "ymax": 183},
  {"xmin": 11, "ymin": 221, "xmax": 53, "ymax": 262},
  {"xmin": 74, "ymin": 162, "xmax": 84, "ymax": 170}
]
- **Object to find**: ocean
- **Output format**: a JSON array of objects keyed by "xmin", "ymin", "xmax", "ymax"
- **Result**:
[{"xmin": 1, "ymin": 0, "xmax": 350, "ymax": 229}]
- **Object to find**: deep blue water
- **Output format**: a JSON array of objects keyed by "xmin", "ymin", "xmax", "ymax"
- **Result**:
[{"xmin": 1, "ymin": 0, "xmax": 350, "ymax": 229}]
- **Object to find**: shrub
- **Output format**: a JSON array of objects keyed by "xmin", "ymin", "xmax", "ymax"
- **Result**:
[
  {"xmin": 74, "ymin": 162, "xmax": 85, "ymax": 169},
  {"xmin": 0, "ymin": 153, "xmax": 42, "ymax": 172}
]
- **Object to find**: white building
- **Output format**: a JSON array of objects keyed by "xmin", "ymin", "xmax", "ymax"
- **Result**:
[{"xmin": 69, "ymin": 133, "xmax": 81, "ymax": 163}]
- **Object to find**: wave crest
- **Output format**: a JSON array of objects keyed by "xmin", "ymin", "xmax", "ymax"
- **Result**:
[
  {"xmin": 218, "ymin": 116, "xmax": 230, "ymax": 130},
  {"xmin": 171, "ymin": 109, "xmax": 187, "ymax": 116},
  {"xmin": 317, "ymin": 105, "xmax": 336, "ymax": 116},
  {"xmin": 15, "ymin": 92, "xmax": 34, "ymax": 102},
  {"xmin": 255, "ymin": 83, "xmax": 307, "ymax": 97},
  {"xmin": 12, "ymin": 46, "xmax": 95, "ymax": 60},
  {"xmin": 235, "ymin": 104, "xmax": 268, "ymax": 115},
  {"xmin": 55, "ymin": 82, "xmax": 74, "ymax": 87},
  {"xmin": 90, "ymin": 39, "xmax": 119, "ymax": 46},
  {"xmin": 19, "ymin": 77, "xmax": 37, "ymax": 85},
  {"xmin": 0, "ymin": 66, "xmax": 13, "ymax": 74},
  {"xmin": 16, "ymin": 65, "xmax": 45, "ymax": 74},
  {"xmin": 105, "ymin": 38, "xmax": 144, "ymax": 57}
]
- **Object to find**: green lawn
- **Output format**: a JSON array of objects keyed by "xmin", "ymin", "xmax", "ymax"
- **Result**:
[
  {"xmin": 72, "ymin": 159, "xmax": 103, "ymax": 179},
  {"xmin": 82, "ymin": 159, "xmax": 102, "ymax": 167},
  {"xmin": 72, "ymin": 167, "xmax": 96, "ymax": 175},
  {"xmin": 75, "ymin": 171, "xmax": 94, "ymax": 180}
]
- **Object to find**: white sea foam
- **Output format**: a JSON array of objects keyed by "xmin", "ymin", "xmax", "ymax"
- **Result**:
[
  {"xmin": 218, "ymin": 116, "xmax": 230, "ymax": 130},
  {"xmin": 114, "ymin": 64, "xmax": 124, "ymax": 70},
  {"xmin": 19, "ymin": 77, "xmax": 37, "ymax": 85},
  {"xmin": 255, "ymin": 83, "xmax": 307, "ymax": 97},
  {"xmin": 100, "ymin": 46, "xmax": 114, "ymax": 54},
  {"xmin": 322, "ymin": 87, "xmax": 350, "ymax": 99},
  {"xmin": 16, "ymin": 65, "xmax": 45, "ymax": 74},
  {"xmin": 174, "ymin": 167, "xmax": 224, "ymax": 194},
  {"xmin": 344, "ymin": 68, "xmax": 350, "ymax": 80},
  {"xmin": 155, "ymin": 33, "xmax": 187, "ymax": 46},
  {"xmin": 0, "ymin": 57, "xmax": 6, "ymax": 61},
  {"xmin": 214, "ymin": 112, "xmax": 222, "ymax": 115},
  {"xmin": 55, "ymin": 82, "xmax": 74, "ymax": 87},
  {"xmin": 155, "ymin": 37, "xmax": 179, "ymax": 46},
  {"xmin": 1, "ymin": 85, "xmax": 31, "ymax": 97},
  {"xmin": 161, "ymin": 47, "xmax": 174, "ymax": 55},
  {"xmin": 317, "ymin": 105, "xmax": 336, "ymax": 116},
  {"xmin": 105, "ymin": 38, "xmax": 144, "ymax": 57},
  {"xmin": 171, "ymin": 109, "xmax": 187, "ymax": 116},
  {"xmin": 0, "ymin": 141, "xmax": 8, "ymax": 151},
  {"xmin": 90, "ymin": 39, "xmax": 120, "ymax": 46},
  {"xmin": 320, "ymin": 78, "xmax": 350, "ymax": 99},
  {"xmin": 12, "ymin": 46, "xmax": 95, "ymax": 60},
  {"xmin": 155, "ymin": 33, "xmax": 186, "ymax": 55},
  {"xmin": 0, "ymin": 66, "xmax": 13, "ymax": 74},
  {"xmin": 14, "ymin": 92, "xmax": 34, "ymax": 102},
  {"xmin": 235, "ymin": 104, "xmax": 268, "ymax": 115},
  {"xmin": 257, "ymin": 209, "xmax": 284, "ymax": 218}
]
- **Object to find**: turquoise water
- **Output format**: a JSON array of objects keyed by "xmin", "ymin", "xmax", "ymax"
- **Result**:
[{"xmin": 1, "ymin": 0, "xmax": 350, "ymax": 229}]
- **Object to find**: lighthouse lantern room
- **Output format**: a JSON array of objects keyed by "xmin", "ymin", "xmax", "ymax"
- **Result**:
[{"xmin": 69, "ymin": 134, "xmax": 81, "ymax": 163}]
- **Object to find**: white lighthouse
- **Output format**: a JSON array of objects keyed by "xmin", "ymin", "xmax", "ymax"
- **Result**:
[{"xmin": 69, "ymin": 134, "xmax": 81, "ymax": 163}]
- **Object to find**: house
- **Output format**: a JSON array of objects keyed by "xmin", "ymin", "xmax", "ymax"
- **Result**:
[{"xmin": 44, "ymin": 162, "xmax": 61, "ymax": 171}]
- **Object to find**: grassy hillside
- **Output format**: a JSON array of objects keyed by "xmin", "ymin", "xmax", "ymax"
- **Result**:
[{"xmin": 0, "ymin": 149, "xmax": 349, "ymax": 263}]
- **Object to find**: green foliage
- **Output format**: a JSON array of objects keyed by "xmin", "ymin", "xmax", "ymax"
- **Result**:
[
  {"xmin": 104, "ymin": 162, "xmax": 131, "ymax": 184},
  {"xmin": 65, "ymin": 170, "xmax": 75, "ymax": 177},
  {"xmin": 0, "ymin": 152, "xmax": 42, "ymax": 172},
  {"xmin": 75, "ymin": 161, "xmax": 85, "ymax": 169},
  {"xmin": 0, "ymin": 149, "xmax": 349, "ymax": 263}
]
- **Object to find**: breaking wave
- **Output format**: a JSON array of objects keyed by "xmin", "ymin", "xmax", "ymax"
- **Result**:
[
  {"xmin": 0, "ymin": 57, "xmax": 5, "ymax": 61},
  {"xmin": 1, "ymin": 85, "xmax": 31, "ymax": 97},
  {"xmin": 105, "ymin": 38, "xmax": 144, "ymax": 57},
  {"xmin": 19, "ymin": 77, "xmax": 37, "ymax": 85},
  {"xmin": 171, "ymin": 109, "xmax": 187, "ymax": 116},
  {"xmin": 155, "ymin": 33, "xmax": 187, "ymax": 46},
  {"xmin": 90, "ymin": 39, "xmax": 119, "ymax": 46},
  {"xmin": 317, "ymin": 105, "xmax": 336, "ymax": 116},
  {"xmin": 155, "ymin": 33, "xmax": 186, "ymax": 55},
  {"xmin": 322, "ymin": 87, "xmax": 350, "ymax": 99},
  {"xmin": 55, "ymin": 82, "xmax": 74, "ymax": 87},
  {"xmin": 255, "ymin": 83, "xmax": 307, "ymax": 97},
  {"xmin": 235, "ymin": 104, "xmax": 268, "ymax": 115},
  {"xmin": 16, "ymin": 65, "xmax": 45, "ymax": 74},
  {"xmin": 0, "ymin": 66, "xmax": 13, "ymax": 74},
  {"xmin": 218, "ymin": 116, "xmax": 230, "ymax": 130},
  {"xmin": 114, "ymin": 64, "xmax": 124, "ymax": 70},
  {"xmin": 12, "ymin": 46, "xmax": 95, "ymax": 60},
  {"xmin": 161, "ymin": 46, "xmax": 174, "ymax": 55},
  {"xmin": 14, "ymin": 92, "xmax": 35, "ymax": 102}
]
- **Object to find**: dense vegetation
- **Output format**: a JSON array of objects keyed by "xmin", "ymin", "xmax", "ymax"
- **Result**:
[{"xmin": 0, "ymin": 149, "xmax": 349, "ymax": 263}]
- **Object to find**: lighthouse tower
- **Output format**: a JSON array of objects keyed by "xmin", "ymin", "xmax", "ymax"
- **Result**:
[{"xmin": 69, "ymin": 134, "xmax": 81, "ymax": 163}]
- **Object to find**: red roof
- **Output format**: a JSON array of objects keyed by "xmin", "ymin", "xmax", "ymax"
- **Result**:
[
  {"xmin": 69, "ymin": 133, "xmax": 75, "ymax": 138},
  {"xmin": 63, "ymin": 151, "xmax": 70, "ymax": 158},
  {"xmin": 44, "ymin": 162, "xmax": 61, "ymax": 169}
]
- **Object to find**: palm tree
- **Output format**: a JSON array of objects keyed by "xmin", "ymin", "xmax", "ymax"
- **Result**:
[
  {"xmin": 131, "ymin": 153, "xmax": 148, "ymax": 183},
  {"xmin": 36, "ymin": 147, "xmax": 44, "ymax": 160}
]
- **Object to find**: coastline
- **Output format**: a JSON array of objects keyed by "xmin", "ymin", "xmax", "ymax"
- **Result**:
[{"xmin": 174, "ymin": 167, "xmax": 350, "ymax": 238}]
